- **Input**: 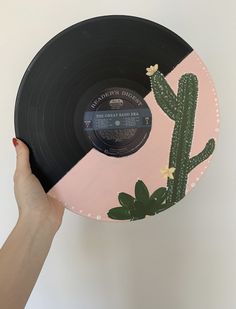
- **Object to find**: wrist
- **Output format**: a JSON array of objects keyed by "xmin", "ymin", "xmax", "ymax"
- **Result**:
[{"xmin": 17, "ymin": 209, "xmax": 59, "ymax": 237}]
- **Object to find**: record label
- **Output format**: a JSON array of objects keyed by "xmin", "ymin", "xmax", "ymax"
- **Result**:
[{"xmin": 83, "ymin": 87, "xmax": 152, "ymax": 156}]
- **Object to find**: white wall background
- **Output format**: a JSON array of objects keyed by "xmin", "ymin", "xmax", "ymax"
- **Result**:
[{"xmin": 0, "ymin": 1, "xmax": 235, "ymax": 308}]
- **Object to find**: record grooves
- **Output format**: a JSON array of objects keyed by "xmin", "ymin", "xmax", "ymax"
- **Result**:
[{"xmin": 15, "ymin": 15, "xmax": 193, "ymax": 192}]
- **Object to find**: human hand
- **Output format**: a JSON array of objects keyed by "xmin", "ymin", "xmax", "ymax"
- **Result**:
[{"xmin": 12, "ymin": 137, "xmax": 65, "ymax": 232}]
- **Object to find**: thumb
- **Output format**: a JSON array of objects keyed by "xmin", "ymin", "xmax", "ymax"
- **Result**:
[{"xmin": 12, "ymin": 137, "xmax": 32, "ymax": 177}]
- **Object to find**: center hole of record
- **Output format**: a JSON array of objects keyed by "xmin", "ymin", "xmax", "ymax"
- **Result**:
[{"xmin": 83, "ymin": 87, "xmax": 152, "ymax": 157}]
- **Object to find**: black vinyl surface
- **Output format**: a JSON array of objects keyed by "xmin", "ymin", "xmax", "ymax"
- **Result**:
[{"xmin": 14, "ymin": 15, "xmax": 193, "ymax": 192}]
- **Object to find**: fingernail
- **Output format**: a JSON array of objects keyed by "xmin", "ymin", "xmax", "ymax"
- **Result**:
[{"xmin": 12, "ymin": 137, "xmax": 18, "ymax": 147}]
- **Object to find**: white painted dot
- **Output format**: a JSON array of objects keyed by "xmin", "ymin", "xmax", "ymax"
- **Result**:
[
  {"xmin": 88, "ymin": 213, "xmax": 91, "ymax": 217},
  {"xmin": 200, "ymin": 171, "xmax": 204, "ymax": 175},
  {"xmin": 191, "ymin": 183, "xmax": 196, "ymax": 188},
  {"xmin": 205, "ymin": 166, "xmax": 208, "ymax": 169},
  {"xmin": 196, "ymin": 177, "xmax": 200, "ymax": 181},
  {"xmin": 79, "ymin": 210, "xmax": 83, "ymax": 213},
  {"xmin": 71, "ymin": 206, "xmax": 75, "ymax": 210},
  {"xmin": 216, "ymin": 109, "xmax": 219, "ymax": 113},
  {"xmin": 217, "ymin": 119, "xmax": 220, "ymax": 123},
  {"xmin": 115, "ymin": 120, "xmax": 121, "ymax": 126},
  {"xmin": 214, "ymin": 98, "xmax": 218, "ymax": 102},
  {"xmin": 96, "ymin": 215, "xmax": 101, "ymax": 220}
]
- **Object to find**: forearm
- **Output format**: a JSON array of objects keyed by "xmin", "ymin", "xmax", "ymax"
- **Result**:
[{"xmin": 0, "ymin": 213, "xmax": 58, "ymax": 309}]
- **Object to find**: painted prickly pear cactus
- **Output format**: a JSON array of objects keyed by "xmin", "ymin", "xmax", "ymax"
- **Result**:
[
  {"xmin": 107, "ymin": 180, "xmax": 171, "ymax": 221},
  {"xmin": 107, "ymin": 64, "xmax": 215, "ymax": 221}
]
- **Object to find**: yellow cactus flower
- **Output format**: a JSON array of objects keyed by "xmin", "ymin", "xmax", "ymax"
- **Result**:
[
  {"xmin": 160, "ymin": 166, "xmax": 176, "ymax": 179},
  {"xmin": 146, "ymin": 64, "xmax": 158, "ymax": 76}
]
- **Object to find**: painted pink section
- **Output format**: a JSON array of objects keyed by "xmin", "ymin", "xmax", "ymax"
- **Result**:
[{"xmin": 48, "ymin": 51, "xmax": 219, "ymax": 221}]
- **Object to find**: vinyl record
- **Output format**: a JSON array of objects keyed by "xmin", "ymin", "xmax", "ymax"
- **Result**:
[{"xmin": 14, "ymin": 15, "xmax": 219, "ymax": 222}]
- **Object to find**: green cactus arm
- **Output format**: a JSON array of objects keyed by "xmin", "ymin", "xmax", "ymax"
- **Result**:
[
  {"xmin": 187, "ymin": 138, "xmax": 215, "ymax": 173},
  {"xmin": 107, "ymin": 207, "xmax": 132, "ymax": 220},
  {"xmin": 166, "ymin": 73, "xmax": 199, "ymax": 203},
  {"xmin": 118, "ymin": 192, "xmax": 135, "ymax": 209},
  {"xmin": 149, "ymin": 70, "xmax": 177, "ymax": 120},
  {"xmin": 135, "ymin": 180, "xmax": 149, "ymax": 203}
]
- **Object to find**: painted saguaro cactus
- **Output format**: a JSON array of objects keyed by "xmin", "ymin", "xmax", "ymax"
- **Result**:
[
  {"xmin": 107, "ymin": 65, "xmax": 216, "ymax": 221},
  {"xmin": 147, "ymin": 64, "xmax": 215, "ymax": 204}
]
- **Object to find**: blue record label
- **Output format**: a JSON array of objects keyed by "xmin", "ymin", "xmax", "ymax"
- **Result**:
[{"xmin": 83, "ymin": 87, "xmax": 152, "ymax": 157}]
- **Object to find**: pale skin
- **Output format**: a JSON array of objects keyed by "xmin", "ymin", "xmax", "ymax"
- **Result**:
[{"xmin": 0, "ymin": 138, "xmax": 65, "ymax": 309}]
